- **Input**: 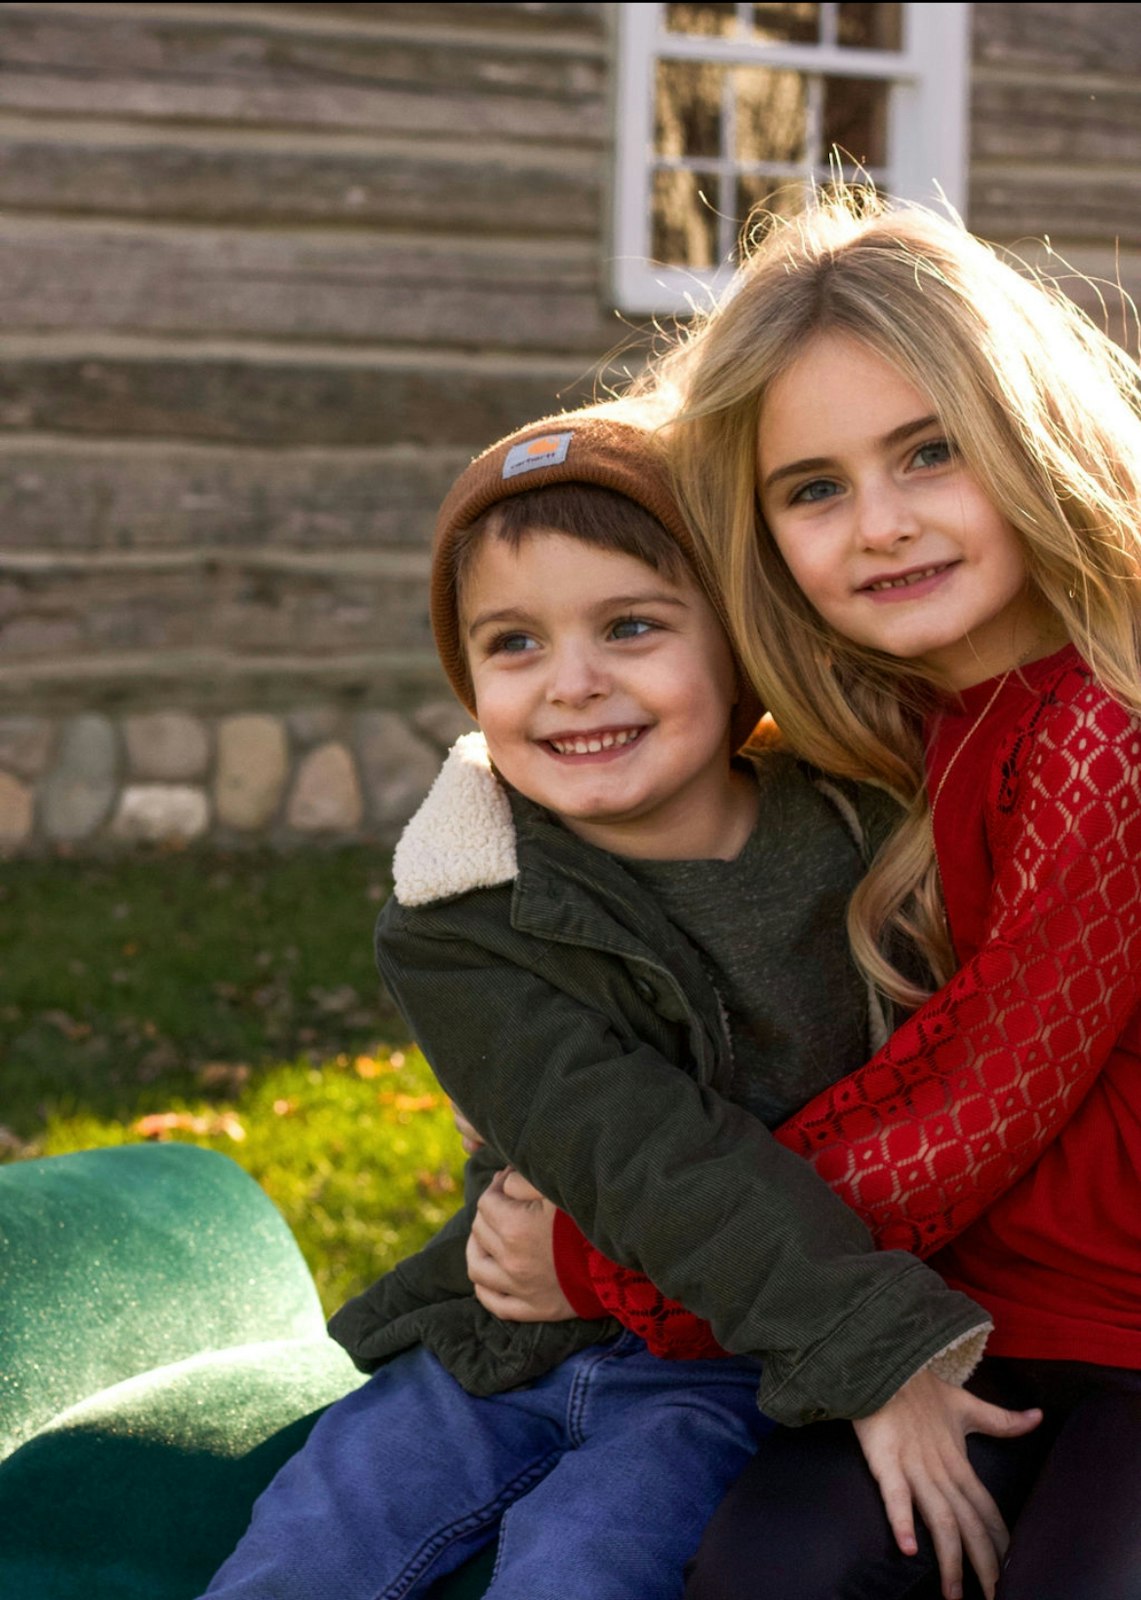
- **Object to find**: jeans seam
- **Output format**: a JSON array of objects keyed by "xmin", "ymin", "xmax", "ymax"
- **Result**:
[
  {"xmin": 565, "ymin": 1332, "xmax": 638, "ymax": 1448},
  {"xmin": 376, "ymin": 1449, "xmax": 563, "ymax": 1600}
]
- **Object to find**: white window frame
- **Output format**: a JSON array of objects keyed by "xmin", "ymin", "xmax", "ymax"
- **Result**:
[{"xmin": 612, "ymin": 1, "xmax": 971, "ymax": 314}]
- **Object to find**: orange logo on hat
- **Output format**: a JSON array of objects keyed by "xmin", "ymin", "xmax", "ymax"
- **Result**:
[{"xmin": 527, "ymin": 437, "xmax": 559, "ymax": 455}]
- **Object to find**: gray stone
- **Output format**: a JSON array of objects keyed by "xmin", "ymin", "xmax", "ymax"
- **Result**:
[
  {"xmin": 0, "ymin": 716, "xmax": 53, "ymax": 778},
  {"xmin": 356, "ymin": 711, "xmax": 441, "ymax": 830},
  {"xmin": 215, "ymin": 714, "xmax": 287, "ymax": 830},
  {"xmin": 0, "ymin": 770, "xmax": 33, "ymax": 848},
  {"xmin": 124, "ymin": 711, "xmax": 209, "ymax": 780},
  {"xmin": 287, "ymin": 705, "xmax": 342, "ymax": 746},
  {"xmin": 286, "ymin": 742, "xmax": 363, "ymax": 833},
  {"xmin": 40, "ymin": 714, "xmax": 117, "ymax": 840},
  {"xmin": 412, "ymin": 697, "xmax": 478, "ymax": 753},
  {"xmin": 112, "ymin": 784, "xmax": 209, "ymax": 842}
]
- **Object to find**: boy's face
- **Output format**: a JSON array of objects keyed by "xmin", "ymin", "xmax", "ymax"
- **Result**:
[{"xmin": 463, "ymin": 529, "xmax": 748, "ymax": 860}]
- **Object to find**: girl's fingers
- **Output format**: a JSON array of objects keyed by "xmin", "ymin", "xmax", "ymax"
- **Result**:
[
  {"xmin": 876, "ymin": 1467, "xmax": 919, "ymax": 1557},
  {"xmin": 935, "ymin": 1482, "xmax": 999, "ymax": 1600},
  {"xmin": 965, "ymin": 1398, "xmax": 1043, "ymax": 1439}
]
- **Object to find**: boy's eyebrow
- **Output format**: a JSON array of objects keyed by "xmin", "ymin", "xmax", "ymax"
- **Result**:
[
  {"xmin": 466, "ymin": 591, "xmax": 690, "ymax": 636},
  {"xmin": 760, "ymin": 413, "xmax": 941, "ymax": 493}
]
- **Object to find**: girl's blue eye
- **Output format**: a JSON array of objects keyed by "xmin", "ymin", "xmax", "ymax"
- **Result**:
[
  {"xmin": 610, "ymin": 616, "xmax": 655, "ymax": 641},
  {"xmin": 790, "ymin": 478, "xmax": 841, "ymax": 505},
  {"xmin": 913, "ymin": 439, "xmax": 952, "ymax": 469}
]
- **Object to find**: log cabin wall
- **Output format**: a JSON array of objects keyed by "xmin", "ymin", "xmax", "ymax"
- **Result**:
[{"xmin": 0, "ymin": 2, "xmax": 1138, "ymax": 852}]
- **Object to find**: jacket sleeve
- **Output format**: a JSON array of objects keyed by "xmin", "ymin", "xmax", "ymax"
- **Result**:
[
  {"xmin": 552, "ymin": 1208, "xmax": 726, "ymax": 1359},
  {"xmin": 375, "ymin": 905, "xmax": 988, "ymax": 1426},
  {"xmin": 775, "ymin": 680, "xmax": 1141, "ymax": 1255},
  {"xmin": 328, "ymin": 1145, "xmax": 499, "ymax": 1360}
]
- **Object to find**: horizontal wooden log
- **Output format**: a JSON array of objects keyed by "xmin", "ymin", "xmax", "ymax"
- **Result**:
[
  {"xmin": 972, "ymin": 3, "xmax": 1141, "ymax": 76},
  {"xmin": 0, "ymin": 7, "xmax": 608, "ymax": 140},
  {"xmin": 0, "ymin": 349, "xmax": 597, "ymax": 446},
  {"xmin": 0, "ymin": 646, "xmax": 448, "ymax": 718},
  {"xmin": 0, "ymin": 441, "xmax": 467, "ymax": 550},
  {"xmin": 969, "ymin": 172, "xmax": 1141, "ymax": 249},
  {"xmin": 971, "ymin": 77, "xmax": 1141, "ymax": 164},
  {"xmin": 0, "ymin": 559, "xmax": 435, "ymax": 660},
  {"xmin": 268, "ymin": 3, "xmax": 606, "ymax": 32},
  {"xmin": 0, "ymin": 225, "xmax": 618, "ymax": 350},
  {"xmin": 0, "ymin": 135, "xmax": 601, "ymax": 235}
]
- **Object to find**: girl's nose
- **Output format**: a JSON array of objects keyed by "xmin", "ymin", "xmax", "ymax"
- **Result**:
[
  {"xmin": 855, "ymin": 481, "xmax": 920, "ymax": 550},
  {"xmin": 546, "ymin": 643, "xmax": 609, "ymax": 705}
]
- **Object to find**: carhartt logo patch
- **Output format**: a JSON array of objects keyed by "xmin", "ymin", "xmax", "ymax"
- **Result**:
[{"xmin": 502, "ymin": 431, "xmax": 573, "ymax": 479}]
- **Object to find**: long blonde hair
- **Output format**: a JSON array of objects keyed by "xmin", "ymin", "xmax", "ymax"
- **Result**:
[{"xmin": 646, "ymin": 192, "xmax": 1141, "ymax": 1004}]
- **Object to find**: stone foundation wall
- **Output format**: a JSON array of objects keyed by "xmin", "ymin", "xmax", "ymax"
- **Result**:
[{"xmin": 0, "ymin": 698, "xmax": 475, "ymax": 855}]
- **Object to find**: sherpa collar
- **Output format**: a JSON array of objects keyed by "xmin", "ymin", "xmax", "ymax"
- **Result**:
[{"xmin": 392, "ymin": 733, "xmax": 517, "ymax": 907}]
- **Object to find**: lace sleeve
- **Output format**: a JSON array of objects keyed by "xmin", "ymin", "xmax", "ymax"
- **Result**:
[{"xmin": 775, "ymin": 681, "xmax": 1141, "ymax": 1257}]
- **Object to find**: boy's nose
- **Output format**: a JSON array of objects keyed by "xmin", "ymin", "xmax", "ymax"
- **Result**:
[{"xmin": 545, "ymin": 644, "xmax": 609, "ymax": 705}]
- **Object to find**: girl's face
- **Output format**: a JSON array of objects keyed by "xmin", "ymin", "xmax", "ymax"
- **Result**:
[{"xmin": 756, "ymin": 332, "xmax": 1057, "ymax": 689}]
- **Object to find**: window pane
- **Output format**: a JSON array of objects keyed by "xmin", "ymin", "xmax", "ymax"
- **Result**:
[
  {"xmin": 656, "ymin": 60, "xmax": 725, "ymax": 159},
  {"xmin": 735, "ymin": 67, "xmax": 808, "ymax": 163},
  {"xmin": 665, "ymin": 2, "xmax": 738, "ymax": 36},
  {"xmin": 652, "ymin": 168, "xmax": 721, "ymax": 267},
  {"xmin": 823, "ymin": 76, "xmax": 888, "ymax": 166},
  {"xmin": 837, "ymin": 3, "xmax": 903, "ymax": 50},
  {"xmin": 751, "ymin": 3, "xmax": 819, "ymax": 44},
  {"xmin": 735, "ymin": 174, "xmax": 811, "ymax": 236}
]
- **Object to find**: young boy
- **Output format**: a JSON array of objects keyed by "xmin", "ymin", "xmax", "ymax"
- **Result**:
[{"xmin": 202, "ymin": 407, "xmax": 989, "ymax": 1600}]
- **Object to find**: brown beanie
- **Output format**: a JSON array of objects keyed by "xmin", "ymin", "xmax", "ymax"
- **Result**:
[{"xmin": 431, "ymin": 404, "xmax": 763, "ymax": 752}]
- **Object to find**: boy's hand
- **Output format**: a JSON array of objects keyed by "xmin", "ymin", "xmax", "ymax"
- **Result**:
[
  {"xmin": 852, "ymin": 1368, "xmax": 1042, "ymax": 1600},
  {"xmin": 467, "ymin": 1169, "xmax": 575, "ymax": 1322},
  {"xmin": 450, "ymin": 1099, "xmax": 485, "ymax": 1155}
]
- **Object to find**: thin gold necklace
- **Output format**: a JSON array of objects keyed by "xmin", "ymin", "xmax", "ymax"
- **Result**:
[{"xmin": 929, "ymin": 668, "xmax": 1012, "ymax": 818}]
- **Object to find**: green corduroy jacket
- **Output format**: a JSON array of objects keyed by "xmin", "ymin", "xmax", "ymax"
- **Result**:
[{"xmin": 329, "ymin": 736, "xmax": 989, "ymax": 1427}]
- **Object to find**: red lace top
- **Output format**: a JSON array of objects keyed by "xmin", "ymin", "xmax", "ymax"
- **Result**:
[{"xmin": 553, "ymin": 648, "xmax": 1141, "ymax": 1366}]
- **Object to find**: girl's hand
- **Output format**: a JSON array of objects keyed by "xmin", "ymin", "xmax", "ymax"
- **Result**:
[
  {"xmin": 466, "ymin": 1168, "xmax": 575, "ymax": 1322},
  {"xmin": 853, "ymin": 1369, "xmax": 1042, "ymax": 1600},
  {"xmin": 450, "ymin": 1099, "xmax": 485, "ymax": 1155}
]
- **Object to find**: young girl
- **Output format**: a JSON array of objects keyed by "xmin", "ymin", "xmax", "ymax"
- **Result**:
[{"xmin": 643, "ymin": 194, "xmax": 1141, "ymax": 1599}]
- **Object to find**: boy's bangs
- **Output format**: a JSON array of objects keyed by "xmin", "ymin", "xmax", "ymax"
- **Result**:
[{"xmin": 453, "ymin": 484, "xmax": 689, "ymax": 610}]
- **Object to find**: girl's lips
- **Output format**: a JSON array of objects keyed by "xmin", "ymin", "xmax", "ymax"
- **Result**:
[
  {"xmin": 541, "ymin": 726, "xmax": 648, "ymax": 759},
  {"xmin": 859, "ymin": 561, "xmax": 958, "ymax": 600}
]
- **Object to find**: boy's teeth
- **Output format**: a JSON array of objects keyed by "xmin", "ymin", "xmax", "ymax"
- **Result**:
[{"xmin": 551, "ymin": 728, "xmax": 639, "ymax": 754}]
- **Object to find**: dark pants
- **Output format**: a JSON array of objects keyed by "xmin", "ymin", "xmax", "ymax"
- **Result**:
[{"xmin": 685, "ymin": 1359, "xmax": 1141, "ymax": 1600}]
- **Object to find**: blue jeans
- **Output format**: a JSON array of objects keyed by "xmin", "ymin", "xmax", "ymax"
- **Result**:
[{"xmin": 203, "ymin": 1333, "xmax": 772, "ymax": 1600}]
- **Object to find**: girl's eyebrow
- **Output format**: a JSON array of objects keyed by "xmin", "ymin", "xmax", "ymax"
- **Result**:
[
  {"xmin": 760, "ymin": 413, "xmax": 941, "ymax": 493},
  {"xmin": 466, "ymin": 591, "xmax": 689, "ymax": 637}
]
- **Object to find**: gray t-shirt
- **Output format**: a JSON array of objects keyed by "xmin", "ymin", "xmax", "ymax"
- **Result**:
[{"xmin": 621, "ymin": 751, "xmax": 889, "ymax": 1126}]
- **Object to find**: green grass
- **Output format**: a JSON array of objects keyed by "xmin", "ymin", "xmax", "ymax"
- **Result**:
[{"xmin": 0, "ymin": 847, "xmax": 465, "ymax": 1315}]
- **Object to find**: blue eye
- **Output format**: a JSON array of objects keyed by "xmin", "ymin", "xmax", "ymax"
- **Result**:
[
  {"xmin": 610, "ymin": 616, "xmax": 655, "ymax": 641},
  {"xmin": 490, "ymin": 631, "xmax": 537, "ymax": 655},
  {"xmin": 790, "ymin": 478, "xmax": 841, "ymax": 505},
  {"xmin": 912, "ymin": 439, "xmax": 953, "ymax": 469}
]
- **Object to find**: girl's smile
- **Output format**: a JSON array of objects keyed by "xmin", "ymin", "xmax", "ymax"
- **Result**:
[{"xmin": 757, "ymin": 334, "xmax": 1059, "ymax": 688}]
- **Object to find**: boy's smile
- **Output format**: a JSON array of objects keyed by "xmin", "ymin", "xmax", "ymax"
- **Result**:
[{"xmin": 463, "ymin": 530, "xmax": 755, "ymax": 860}]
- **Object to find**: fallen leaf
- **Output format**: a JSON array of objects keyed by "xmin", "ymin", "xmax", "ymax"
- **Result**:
[
  {"xmin": 416, "ymin": 1169, "xmax": 457, "ymax": 1197},
  {"xmin": 134, "ymin": 1110, "xmax": 246, "ymax": 1142},
  {"xmin": 196, "ymin": 1061, "xmax": 251, "ymax": 1093},
  {"xmin": 380, "ymin": 1091, "xmax": 440, "ymax": 1114},
  {"xmin": 39, "ymin": 1009, "xmax": 92, "ymax": 1041},
  {"xmin": 308, "ymin": 984, "xmax": 359, "ymax": 1015}
]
